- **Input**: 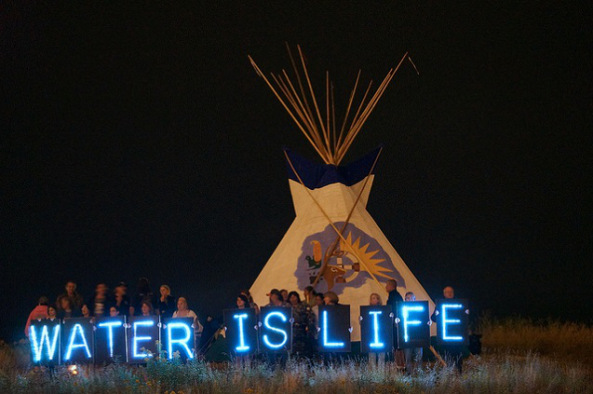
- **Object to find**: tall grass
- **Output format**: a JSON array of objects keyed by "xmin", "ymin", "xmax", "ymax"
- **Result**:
[
  {"xmin": 480, "ymin": 317, "xmax": 593, "ymax": 366},
  {"xmin": 1, "ymin": 318, "xmax": 592, "ymax": 393}
]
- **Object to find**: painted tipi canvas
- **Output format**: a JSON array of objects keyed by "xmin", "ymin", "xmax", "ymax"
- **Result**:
[{"xmin": 250, "ymin": 148, "xmax": 434, "ymax": 341}]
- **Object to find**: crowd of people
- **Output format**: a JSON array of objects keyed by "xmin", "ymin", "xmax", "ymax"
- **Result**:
[
  {"xmin": 24, "ymin": 277, "xmax": 464, "ymax": 372},
  {"xmin": 24, "ymin": 278, "xmax": 204, "ymax": 342}
]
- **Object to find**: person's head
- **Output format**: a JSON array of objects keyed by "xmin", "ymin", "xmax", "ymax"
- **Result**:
[
  {"xmin": 404, "ymin": 292, "xmax": 416, "ymax": 302},
  {"xmin": 288, "ymin": 291, "xmax": 301, "ymax": 306},
  {"xmin": 443, "ymin": 286, "xmax": 455, "ymax": 299},
  {"xmin": 95, "ymin": 283, "xmax": 108, "ymax": 295},
  {"xmin": 236, "ymin": 294, "xmax": 249, "ymax": 308},
  {"xmin": 141, "ymin": 301, "xmax": 153, "ymax": 316},
  {"xmin": 323, "ymin": 291, "xmax": 339, "ymax": 306},
  {"xmin": 280, "ymin": 289, "xmax": 288, "ymax": 302},
  {"xmin": 48, "ymin": 305, "xmax": 57, "ymax": 318},
  {"xmin": 81, "ymin": 304, "xmax": 90, "ymax": 317},
  {"xmin": 385, "ymin": 279, "xmax": 397, "ymax": 292},
  {"xmin": 115, "ymin": 282, "xmax": 127, "ymax": 296},
  {"xmin": 38, "ymin": 296, "xmax": 49, "ymax": 306},
  {"xmin": 304, "ymin": 286, "xmax": 314, "ymax": 299},
  {"xmin": 137, "ymin": 277, "xmax": 151, "ymax": 294},
  {"xmin": 314, "ymin": 293, "xmax": 324, "ymax": 306},
  {"xmin": 370, "ymin": 293, "xmax": 382, "ymax": 306},
  {"xmin": 160, "ymin": 285, "xmax": 171, "ymax": 298},
  {"xmin": 109, "ymin": 306, "xmax": 119, "ymax": 317},
  {"xmin": 240, "ymin": 289, "xmax": 254, "ymax": 303},
  {"xmin": 268, "ymin": 289, "xmax": 281, "ymax": 302},
  {"xmin": 60, "ymin": 296, "xmax": 72, "ymax": 311},
  {"xmin": 65, "ymin": 281, "xmax": 77, "ymax": 295},
  {"xmin": 270, "ymin": 293, "xmax": 283, "ymax": 306},
  {"xmin": 177, "ymin": 297, "xmax": 188, "ymax": 311}
]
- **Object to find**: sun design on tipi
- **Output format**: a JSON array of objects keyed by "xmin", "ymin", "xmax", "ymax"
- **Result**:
[
  {"xmin": 297, "ymin": 223, "xmax": 400, "ymax": 294},
  {"xmin": 339, "ymin": 232, "xmax": 394, "ymax": 281}
]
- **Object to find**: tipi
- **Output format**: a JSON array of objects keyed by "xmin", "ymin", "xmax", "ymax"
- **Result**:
[{"xmin": 248, "ymin": 46, "xmax": 433, "ymax": 341}]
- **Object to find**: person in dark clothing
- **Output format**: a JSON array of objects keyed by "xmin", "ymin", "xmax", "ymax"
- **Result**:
[
  {"xmin": 197, "ymin": 315, "xmax": 218, "ymax": 355},
  {"xmin": 157, "ymin": 284, "xmax": 176, "ymax": 318},
  {"xmin": 431, "ymin": 286, "xmax": 464, "ymax": 373},
  {"xmin": 131, "ymin": 277, "xmax": 155, "ymax": 316},
  {"xmin": 240, "ymin": 289, "xmax": 260, "ymax": 315},
  {"xmin": 57, "ymin": 297, "xmax": 81, "ymax": 319},
  {"xmin": 288, "ymin": 291, "xmax": 314, "ymax": 356},
  {"xmin": 430, "ymin": 286, "xmax": 455, "ymax": 322},
  {"xmin": 113, "ymin": 283, "xmax": 130, "ymax": 316},
  {"xmin": 385, "ymin": 279, "xmax": 403, "ymax": 312},
  {"xmin": 403, "ymin": 291, "xmax": 423, "ymax": 373},
  {"xmin": 236, "ymin": 294, "xmax": 250, "ymax": 309},
  {"xmin": 385, "ymin": 279, "xmax": 403, "ymax": 363},
  {"xmin": 56, "ymin": 280, "xmax": 84, "ymax": 312}
]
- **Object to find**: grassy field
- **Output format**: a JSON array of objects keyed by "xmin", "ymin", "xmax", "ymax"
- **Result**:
[{"xmin": 0, "ymin": 318, "xmax": 591, "ymax": 393}]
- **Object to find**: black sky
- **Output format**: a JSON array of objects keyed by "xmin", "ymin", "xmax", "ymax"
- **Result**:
[{"xmin": 2, "ymin": 1, "xmax": 592, "ymax": 341}]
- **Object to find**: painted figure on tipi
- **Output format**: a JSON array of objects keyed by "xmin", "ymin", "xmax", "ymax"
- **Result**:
[{"xmin": 248, "ymin": 45, "xmax": 433, "ymax": 341}]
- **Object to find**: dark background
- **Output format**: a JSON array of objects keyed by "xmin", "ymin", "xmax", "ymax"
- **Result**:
[{"xmin": 2, "ymin": 1, "xmax": 592, "ymax": 341}]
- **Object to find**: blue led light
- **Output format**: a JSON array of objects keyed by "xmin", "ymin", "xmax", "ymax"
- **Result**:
[
  {"xmin": 167, "ymin": 322, "xmax": 194, "ymax": 359},
  {"xmin": 98, "ymin": 321, "xmax": 123, "ymax": 358},
  {"xmin": 262, "ymin": 311, "xmax": 288, "ymax": 349},
  {"xmin": 64, "ymin": 323, "xmax": 92, "ymax": 361},
  {"xmin": 322, "ymin": 310, "xmax": 344, "ymax": 348},
  {"xmin": 402, "ymin": 305, "xmax": 424, "ymax": 342},
  {"xmin": 442, "ymin": 304, "xmax": 463, "ymax": 341},
  {"xmin": 133, "ymin": 320, "xmax": 154, "ymax": 358},
  {"xmin": 29, "ymin": 324, "xmax": 60, "ymax": 362},
  {"xmin": 368, "ymin": 311, "xmax": 385, "ymax": 349},
  {"xmin": 233, "ymin": 313, "xmax": 250, "ymax": 352}
]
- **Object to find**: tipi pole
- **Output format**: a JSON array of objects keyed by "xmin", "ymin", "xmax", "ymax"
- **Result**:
[
  {"xmin": 430, "ymin": 346, "xmax": 448, "ymax": 367},
  {"xmin": 311, "ymin": 147, "xmax": 383, "ymax": 287},
  {"xmin": 284, "ymin": 151, "xmax": 385, "ymax": 291},
  {"xmin": 249, "ymin": 56, "xmax": 331, "ymax": 163}
]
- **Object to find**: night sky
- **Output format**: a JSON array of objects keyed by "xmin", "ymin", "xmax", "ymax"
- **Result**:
[{"xmin": 2, "ymin": 2, "xmax": 592, "ymax": 341}]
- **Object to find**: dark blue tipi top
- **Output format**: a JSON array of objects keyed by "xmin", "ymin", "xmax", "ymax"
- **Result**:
[{"xmin": 284, "ymin": 146, "xmax": 382, "ymax": 190}]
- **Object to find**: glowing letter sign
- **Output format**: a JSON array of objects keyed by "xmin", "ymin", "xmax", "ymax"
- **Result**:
[
  {"xmin": 29, "ymin": 321, "xmax": 61, "ymax": 364},
  {"xmin": 95, "ymin": 316, "xmax": 126, "ymax": 363},
  {"xmin": 260, "ymin": 307, "xmax": 292, "ymax": 352},
  {"xmin": 435, "ymin": 299, "xmax": 469, "ymax": 346},
  {"xmin": 62, "ymin": 318, "xmax": 93, "ymax": 363},
  {"xmin": 129, "ymin": 316, "xmax": 160, "ymax": 362},
  {"xmin": 223, "ymin": 308, "xmax": 257, "ymax": 355},
  {"xmin": 369, "ymin": 311, "xmax": 384, "ymax": 348},
  {"xmin": 98, "ymin": 321, "xmax": 122, "ymax": 358},
  {"xmin": 319, "ymin": 305, "xmax": 351, "ymax": 352},
  {"xmin": 395, "ymin": 301, "xmax": 430, "ymax": 348},
  {"xmin": 164, "ymin": 318, "xmax": 195, "ymax": 360},
  {"xmin": 234, "ymin": 313, "xmax": 250, "ymax": 352},
  {"xmin": 360, "ymin": 305, "xmax": 393, "ymax": 353}
]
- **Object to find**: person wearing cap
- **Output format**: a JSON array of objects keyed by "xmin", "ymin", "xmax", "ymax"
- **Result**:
[{"xmin": 266, "ymin": 289, "xmax": 280, "ymax": 306}]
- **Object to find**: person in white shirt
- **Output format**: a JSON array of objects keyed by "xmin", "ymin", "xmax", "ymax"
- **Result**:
[{"xmin": 173, "ymin": 296, "xmax": 203, "ymax": 344}]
